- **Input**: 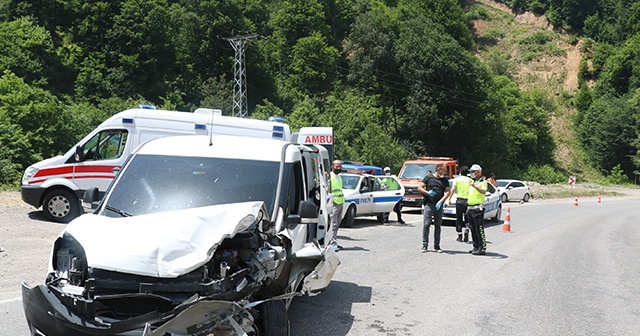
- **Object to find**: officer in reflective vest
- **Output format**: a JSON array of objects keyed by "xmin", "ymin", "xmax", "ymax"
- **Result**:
[
  {"xmin": 330, "ymin": 160, "xmax": 345, "ymax": 251},
  {"xmin": 450, "ymin": 168, "xmax": 473, "ymax": 242},
  {"xmin": 382, "ymin": 167, "xmax": 404, "ymax": 224},
  {"xmin": 467, "ymin": 164, "xmax": 487, "ymax": 255}
]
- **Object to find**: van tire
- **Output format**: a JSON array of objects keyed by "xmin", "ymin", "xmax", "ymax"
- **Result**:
[
  {"xmin": 258, "ymin": 299, "xmax": 290, "ymax": 336},
  {"xmin": 43, "ymin": 189, "xmax": 80, "ymax": 223},
  {"xmin": 341, "ymin": 205, "xmax": 355, "ymax": 228}
]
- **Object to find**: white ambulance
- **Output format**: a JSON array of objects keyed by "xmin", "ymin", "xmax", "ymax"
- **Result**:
[{"xmin": 20, "ymin": 107, "xmax": 291, "ymax": 222}]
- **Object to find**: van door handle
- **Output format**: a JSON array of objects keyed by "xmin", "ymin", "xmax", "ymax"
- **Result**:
[{"xmin": 112, "ymin": 167, "xmax": 121, "ymax": 174}]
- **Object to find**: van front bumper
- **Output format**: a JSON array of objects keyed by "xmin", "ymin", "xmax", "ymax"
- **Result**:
[{"xmin": 21, "ymin": 185, "xmax": 44, "ymax": 208}]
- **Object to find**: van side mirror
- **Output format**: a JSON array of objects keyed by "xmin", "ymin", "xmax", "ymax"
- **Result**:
[
  {"xmin": 75, "ymin": 145, "xmax": 86, "ymax": 162},
  {"xmin": 82, "ymin": 187, "xmax": 100, "ymax": 210},
  {"xmin": 299, "ymin": 200, "xmax": 318, "ymax": 219},
  {"xmin": 286, "ymin": 201, "xmax": 318, "ymax": 229}
]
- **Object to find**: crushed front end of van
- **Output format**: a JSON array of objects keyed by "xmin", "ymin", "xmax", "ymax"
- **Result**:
[{"xmin": 22, "ymin": 202, "xmax": 338, "ymax": 335}]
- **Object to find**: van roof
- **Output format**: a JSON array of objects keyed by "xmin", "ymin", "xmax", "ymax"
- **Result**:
[
  {"xmin": 137, "ymin": 134, "xmax": 302, "ymax": 162},
  {"xmin": 102, "ymin": 108, "xmax": 291, "ymax": 141},
  {"xmin": 403, "ymin": 156, "xmax": 456, "ymax": 164}
]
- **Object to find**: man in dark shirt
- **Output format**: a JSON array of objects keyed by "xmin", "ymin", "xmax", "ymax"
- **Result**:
[{"xmin": 417, "ymin": 163, "xmax": 451, "ymax": 253}]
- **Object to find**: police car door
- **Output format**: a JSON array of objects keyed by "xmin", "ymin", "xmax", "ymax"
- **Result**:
[
  {"xmin": 355, "ymin": 175, "xmax": 374, "ymax": 215},
  {"xmin": 372, "ymin": 176, "xmax": 404, "ymax": 214},
  {"xmin": 483, "ymin": 183, "xmax": 500, "ymax": 215}
]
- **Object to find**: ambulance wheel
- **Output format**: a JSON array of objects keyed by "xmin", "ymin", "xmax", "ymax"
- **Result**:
[
  {"xmin": 43, "ymin": 189, "xmax": 80, "ymax": 223},
  {"xmin": 257, "ymin": 300, "xmax": 290, "ymax": 336},
  {"xmin": 341, "ymin": 205, "xmax": 355, "ymax": 228}
]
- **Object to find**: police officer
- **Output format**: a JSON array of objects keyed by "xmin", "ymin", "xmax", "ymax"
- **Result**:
[
  {"xmin": 330, "ymin": 160, "xmax": 345, "ymax": 251},
  {"xmin": 467, "ymin": 164, "xmax": 488, "ymax": 255},
  {"xmin": 381, "ymin": 167, "xmax": 405, "ymax": 224},
  {"xmin": 449, "ymin": 166, "xmax": 472, "ymax": 242}
]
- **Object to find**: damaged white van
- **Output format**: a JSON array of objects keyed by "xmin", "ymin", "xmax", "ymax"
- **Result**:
[{"xmin": 21, "ymin": 133, "xmax": 339, "ymax": 336}]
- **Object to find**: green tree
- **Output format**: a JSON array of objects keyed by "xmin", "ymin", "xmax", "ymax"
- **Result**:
[
  {"xmin": 394, "ymin": 13, "xmax": 502, "ymax": 165},
  {"xmin": 577, "ymin": 94, "xmax": 636, "ymax": 178},
  {"xmin": 0, "ymin": 17, "xmax": 58, "ymax": 87},
  {"xmin": 288, "ymin": 32, "xmax": 340, "ymax": 95},
  {"xmin": 0, "ymin": 71, "xmax": 76, "ymax": 178}
]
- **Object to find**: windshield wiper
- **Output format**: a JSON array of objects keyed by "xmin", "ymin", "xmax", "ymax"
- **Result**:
[{"xmin": 105, "ymin": 205, "xmax": 132, "ymax": 217}]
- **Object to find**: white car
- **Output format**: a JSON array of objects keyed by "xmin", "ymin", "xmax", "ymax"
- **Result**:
[
  {"xmin": 443, "ymin": 180, "xmax": 502, "ymax": 222},
  {"xmin": 496, "ymin": 179, "xmax": 531, "ymax": 203},
  {"xmin": 339, "ymin": 173, "xmax": 405, "ymax": 227}
]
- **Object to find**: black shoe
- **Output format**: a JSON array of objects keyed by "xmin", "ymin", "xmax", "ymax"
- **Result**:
[
  {"xmin": 456, "ymin": 234, "xmax": 463, "ymax": 242},
  {"xmin": 421, "ymin": 245, "xmax": 428, "ymax": 253},
  {"xmin": 434, "ymin": 246, "xmax": 443, "ymax": 253},
  {"xmin": 469, "ymin": 248, "xmax": 476, "ymax": 253},
  {"xmin": 398, "ymin": 219, "xmax": 405, "ymax": 224},
  {"xmin": 463, "ymin": 230, "xmax": 469, "ymax": 242},
  {"xmin": 472, "ymin": 248, "xmax": 486, "ymax": 255}
]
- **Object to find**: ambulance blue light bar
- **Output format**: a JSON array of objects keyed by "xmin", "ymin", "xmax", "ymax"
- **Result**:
[
  {"xmin": 122, "ymin": 118, "xmax": 134, "ymax": 124},
  {"xmin": 194, "ymin": 124, "xmax": 206, "ymax": 130}
]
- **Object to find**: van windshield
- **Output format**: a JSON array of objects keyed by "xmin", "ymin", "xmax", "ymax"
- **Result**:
[
  {"xmin": 104, "ymin": 155, "xmax": 280, "ymax": 217},
  {"xmin": 398, "ymin": 163, "xmax": 436, "ymax": 180}
]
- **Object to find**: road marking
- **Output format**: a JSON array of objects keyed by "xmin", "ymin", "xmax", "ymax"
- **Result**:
[{"xmin": 0, "ymin": 297, "xmax": 22, "ymax": 304}]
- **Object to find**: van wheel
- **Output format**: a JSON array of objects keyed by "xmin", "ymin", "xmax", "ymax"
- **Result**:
[
  {"xmin": 43, "ymin": 189, "xmax": 80, "ymax": 223},
  {"xmin": 341, "ymin": 205, "xmax": 355, "ymax": 228},
  {"xmin": 257, "ymin": 300, "xmax": 290, "ymax": 336}
]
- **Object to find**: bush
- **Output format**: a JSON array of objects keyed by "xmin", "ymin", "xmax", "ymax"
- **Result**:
[
  {"xmin": 520, "ymin": 164, "xmax": 566, "ymax": 184},
  {"xmin": 606, "ymin": 164, "xmax": 628, "ymax": 184}
]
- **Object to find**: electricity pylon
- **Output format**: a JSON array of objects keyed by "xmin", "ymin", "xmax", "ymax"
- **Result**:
[{"xmin": 224, "ymin": 34, "xmax": 257, "ymax": 118}]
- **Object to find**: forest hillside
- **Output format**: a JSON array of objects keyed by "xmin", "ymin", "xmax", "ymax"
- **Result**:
[{"xmin": 1, "ymin": 0, "xmax": 639, "ymax": 187}]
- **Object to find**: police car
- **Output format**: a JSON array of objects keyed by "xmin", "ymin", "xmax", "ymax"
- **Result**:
[
  {"xmin": 339, "ymin": 173, "xmax": 404, "ymax": 227},
  {"xmin": 443, "ymin": 178, "xmax": 502, "ymax": 222}
]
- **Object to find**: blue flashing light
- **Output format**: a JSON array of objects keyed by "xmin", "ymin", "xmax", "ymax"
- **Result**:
[
  {"xmin": 122, "ymin": 118, "xmax": 134, "ymax": 124},
  {"xmin": 195, "ymin": 124, "xmax": 207, "ymax": 130},
  {"xmin": 272, "ymin": 125, "xmax": 284, "ymax": 132},
  {"xmin": 139, "ymin": 104, "xmax": 157, "ymax": 110},
  {"xmin": 272, "ymin": 132, "xmax": 284, "ymax": 138}
]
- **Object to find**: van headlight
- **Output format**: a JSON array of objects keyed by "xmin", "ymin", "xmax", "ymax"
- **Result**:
[{"xmin": 22, "ymin": 166, "xmax": 39, "ymax": 184}]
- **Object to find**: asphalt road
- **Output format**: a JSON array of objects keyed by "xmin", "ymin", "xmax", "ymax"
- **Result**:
[{"xmin": 2, "ymin": 195, "xmax": 640, "ymax": 335}]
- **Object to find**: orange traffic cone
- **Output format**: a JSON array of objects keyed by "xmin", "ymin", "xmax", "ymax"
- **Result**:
[
  {"xmin": 573, "ymin": 195, "xmax": 579, "ymax": 207},
  {"xmin": 597, "ymin": 195, "xmax": 601, "ymax": 204},
  {"xmin": 501, "ymin": 207, "xmax": 512, "ymax": 233}
]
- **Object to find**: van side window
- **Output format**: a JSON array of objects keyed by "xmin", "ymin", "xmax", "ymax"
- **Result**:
[{"xmin": 84, "ymin": 130, "xmax": 128, "ymax": 161}]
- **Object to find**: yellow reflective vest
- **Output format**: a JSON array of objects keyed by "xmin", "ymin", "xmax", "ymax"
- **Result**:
[{"xmin": 330, "ymin": 172, "xmax": 345, "ymax": 205}]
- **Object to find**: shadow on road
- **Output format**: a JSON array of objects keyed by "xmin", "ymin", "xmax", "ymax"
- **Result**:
[
  {"xmin": 27, "ymin": 210, "xmax": 48, "ymax": 222},
  {"xmin": 288, "ymin": 280, "xmax": 372, "ymax": 336}
]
